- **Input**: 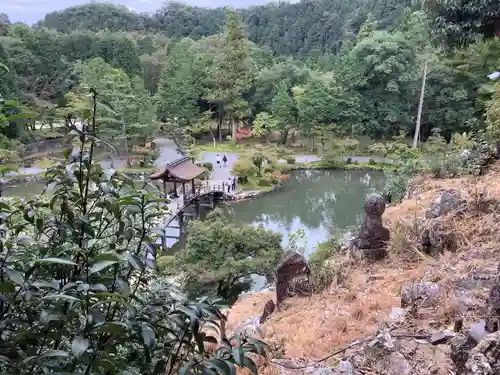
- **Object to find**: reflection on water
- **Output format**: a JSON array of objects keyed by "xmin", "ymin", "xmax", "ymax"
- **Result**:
[
  {"xmin": 2, "ymin": 169, "xmax": 386, "ymax": 261},
  {"xmin": 222, "ymin": 169, "xmax": 386, "ymax": 258}
]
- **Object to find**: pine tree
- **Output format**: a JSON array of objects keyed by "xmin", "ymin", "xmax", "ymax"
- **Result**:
[{"xmin": 205, "ymin": 9, "xmax": 253, "ymax": 140}]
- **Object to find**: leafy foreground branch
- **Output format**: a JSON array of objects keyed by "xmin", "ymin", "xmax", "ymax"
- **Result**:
[{"xmin": 0, "ymin": 90, "xmax": 267, "ymax": 375}]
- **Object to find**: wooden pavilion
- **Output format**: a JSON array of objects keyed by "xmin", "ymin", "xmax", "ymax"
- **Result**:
[{"xmin": 150, "ymin": 156, "xmax": 206, "ymax": 200}]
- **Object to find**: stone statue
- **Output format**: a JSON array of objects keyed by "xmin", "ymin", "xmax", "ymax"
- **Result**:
[
  {"xmin": 259, "ymin": 299, "xmax": 276, "ymax": 324},
  {"xmin": 275, "ymin": 250, "xmax": 311, "ymax": 308},
  {"xmin": 353, "ymin": 193, "xmax": 390, "ymax": 261}
]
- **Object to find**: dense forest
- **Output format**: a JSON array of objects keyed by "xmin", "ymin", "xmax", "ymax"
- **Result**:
[{"xmin": 0, "ymin": 0, "xmax": 500, "ymax": 153}]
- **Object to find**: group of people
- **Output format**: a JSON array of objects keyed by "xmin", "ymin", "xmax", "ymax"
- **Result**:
[
  {"xmin": 224, "ymin": 176, "xmax": 237, "ymax": 193},
  {"xmin": 215, "ymin": 154, "xmax": 237, "ymax": 193},
  {"xmin": 216, "ymin": 153, "xmax": 228, "ymax": 167}
]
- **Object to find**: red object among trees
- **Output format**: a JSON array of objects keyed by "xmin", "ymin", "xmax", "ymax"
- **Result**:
[{"xmin": 235, "ymin": 127, "xmax": 252, "ymax": 141}]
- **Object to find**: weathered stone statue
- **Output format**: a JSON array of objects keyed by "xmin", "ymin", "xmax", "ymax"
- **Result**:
[
  {"xmin": 353, "ymin": 193, "xmax": 390, "ymax": 261},
  {"xmin": 275, "ymin": 250, "xmax": 311, "ymax": 308},
  {"xmin": 259, "ymin": 299, "xmax": 276, "ymax": 324}
]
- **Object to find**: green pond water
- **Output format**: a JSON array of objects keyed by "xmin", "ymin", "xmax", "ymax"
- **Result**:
[
  {"xmin": 220, "ymin": 169, "xmax": 385, "ymax": 258},
  {"xmin": 2, "ymin": 169, "xmax": 386, "ymax": 259}
]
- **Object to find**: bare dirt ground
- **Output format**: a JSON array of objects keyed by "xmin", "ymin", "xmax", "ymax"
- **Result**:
[{"xmin": 226, "ymin": 164, "xmax": 500, "ymax": 374}]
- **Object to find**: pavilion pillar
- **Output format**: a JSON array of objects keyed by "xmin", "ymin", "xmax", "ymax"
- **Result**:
[
  {"xmin": 173, "ymin": 181, "xmax": 178, "ymax": 197},
  {"xmin": 182, "ymin": 182, "xmax": 186, "ymax": 198},
  {"xmin": 162, "ymin": 180, "xmax": 167, "ymax": 200},
  {"xmin": 191, "ymin": 179, "xmax": 196, "ymax": 194}
]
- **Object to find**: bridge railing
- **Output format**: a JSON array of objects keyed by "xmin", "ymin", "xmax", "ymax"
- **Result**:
[{"xmin": 164, "ymin": 182, "xmax": 234, "ymax": 226}]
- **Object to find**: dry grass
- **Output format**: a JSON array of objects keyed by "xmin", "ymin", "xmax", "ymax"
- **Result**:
[{"xmin": 226, "ymin": 164, "xmax": 500, "ymax": 372}]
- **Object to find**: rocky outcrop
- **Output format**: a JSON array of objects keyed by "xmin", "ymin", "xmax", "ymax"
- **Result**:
[
  {"xmin": 351, "ymin": 193, "xmax": 390, "ymax": 261},
  {"xmin": 485, "ymin": 263, "xmax": 500, "ymax": 333},
  {"xmin": 276, "ymin": 251, "xmax": 311, "ymax": 308},
  {"xmin": 425, "ymin": 189, "xmax": 464, "ymax": 219},
  {"xmin": 464, "ymin": 331, "xmax": 500, "ymax": 374}
]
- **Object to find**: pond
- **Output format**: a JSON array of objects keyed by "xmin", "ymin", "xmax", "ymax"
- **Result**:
[
  {"xmin": 221, "ymin": 169, "xmax": 386, "ymax": 259},
  {"xmin": 3, "ymin": 169, "xmax": 386, "ymax": 252}
]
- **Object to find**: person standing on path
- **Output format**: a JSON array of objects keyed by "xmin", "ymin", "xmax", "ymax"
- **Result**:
[
  {"xmin": 222, "ymin": 154, "xmax": 228, "ymax": 167},
  {"xmin": 231, "ymin": 176, "xmax": 236, "ymax": 191},
  {"xmin": 227, "ymin": 178, "xmax": 231, "ymax": 193}
]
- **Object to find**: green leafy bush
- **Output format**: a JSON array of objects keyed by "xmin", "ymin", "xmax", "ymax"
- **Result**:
[
  {"xmin": 369, "ymin": 158, "xmax": 376, "ymax": 165},
  {"xmin": 309, "ymin": 239, "xmax": 341, "ymax": 292},
  {"xmin": 231, "ymin": 158, "xmax": 258, "ymax": 183},
  {"xmin": 258, "ymin": 177, "xmax": 272, "ymax": 186},
  {"xmin": 251, "ymin": 152, "xmax": 266, "ymax": 176},
  {"xmin": 368, "ymin": 142, "xmax": 388, "ymax": 157},
  {"xmin": 319, "ymin": 156, "xmax": 344, "ymax": 169},
  {"xmin": 0, "ymin": 92, "xmax": 268, "ymax": 375},
  {"xmin": 264, "ymin": 165, "xmax": 274, "ymax": 174},
  {"xmin": 176, "ymin": 214, "xmax": 283, "ymax": 304},
  {"xmin": 286, "ymin": 156, "xmax": 296, "ymax": 164},
  {"xmin": 202, "ymin": 161, "xmax": 214, "ymax": 171}
]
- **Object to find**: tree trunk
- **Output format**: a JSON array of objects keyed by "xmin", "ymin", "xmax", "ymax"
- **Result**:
[
  {"xmin": 217, "ymin": 104, "xmax": 222, "ymax": 141},
  {"xmin": 281, "ymin": 128, "xmax": 289, "ymax": 145},
  {"xmin": 412, "ymin": 59, "xmax": 428, "ymax": 148},
  {"xmin": 217, "ymin": 117, "xmax": 222, "ymax": 142},
  {"xmin": 231, "ymin": 117, "xmax": 237, "ymax": 141}
]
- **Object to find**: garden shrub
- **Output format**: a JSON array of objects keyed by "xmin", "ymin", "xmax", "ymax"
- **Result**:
[
  {"xmin": 264, "ymin": 166, "xmax": 274, "ymax": 174},
  {"xmin": 231, "ymin": 158, "xmax": 258, "ymax": 183},
  {"xmin": 258, "ymin": 177, "xmax": 272, "ymax": 187},
  {"xmin": 369, "ymin": 158, "xmax": 376, "ymax": 165},
  {"xmin": 266, "ymin": 173, "xmax": 281, "ymax": 185},
  {"xmin": 252, "ymin": 152, "xmax": 266, "ymax": 175},
  {"xmin": 309, "ymin": 238, "xmax": 341, "ymax": 292},
  {"xmin": 368, "ymin": 142, "xmax": 388, "ymax": 157},
  {"xmin": 202, "ymin": 161, "xmax": 214, "ymax": 171},
  {"xmin": 319, "ymin": 157, "xmax": 344, "ymax": 169},
  {"xmin": 286, "ymin": 156, "xmax": 296, "ymax": 164},
  {"xmin": 0, "ymin": 93, "xmax": 268, "ymax": 375}
]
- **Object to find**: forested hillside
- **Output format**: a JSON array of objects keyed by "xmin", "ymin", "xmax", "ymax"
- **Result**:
[
  {"xmin": 38, "ymin": 0, "xmax": 415, "ymax": 56},
  {"xmin": 0, "ymin": 0, "xmax": 499, "ymax": 156}
]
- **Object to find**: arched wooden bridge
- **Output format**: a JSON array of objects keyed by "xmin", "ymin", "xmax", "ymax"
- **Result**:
[
  {"xmin": 150, "ymin": 156, "xmax": 236, "ymax": 238},
  {"xmin": 164, "ymin": 182, "xmax": 235, "ymax": 227}
]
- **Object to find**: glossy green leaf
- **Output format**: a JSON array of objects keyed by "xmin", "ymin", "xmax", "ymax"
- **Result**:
[
  {"xmin": 116, "ymin": 278, "xmax": 130, "ymax": 297},
  {"xmin": 37, "ymin": 257, "xmax": 77, "ymax": 266},
  {"xmin": 128, "ymin": 254, "xmax": 145, "ymax": 273},
  {"xmin": 71, "ymin": 336, "xmax": 89, "ymax": 358},
  {"xmin": 40, "ymin": 350, "xmax": 70, "ymax": 358},
  {"xmin": 232, "ymin": 346, "xmax": 244, "ymax": 366},
  {"xmin": 242, "ymin": 357, "xmax": 258, "ymax": 374},
  {"xmin": 207, "ymin": 359, "xmax": 232, "ymax": 375},
  {"xmin": 6, "ymin": 269, "xmax": 24, "ymax": 285},
  {"xmin": 95, "ymin": 321, "xmax": 128, "ymax": 333},
  {"xmin": 141, "ymin": 324, "xmax": 156, "ymax": 348},
  {"xmin": 89, "ymin": 260, "xmax": 118, "ymax": 274}
]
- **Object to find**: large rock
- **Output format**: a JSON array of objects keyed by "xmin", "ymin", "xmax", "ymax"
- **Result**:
[
  {"xmin": 351, "ymin": 193, "xmax": 390, "ymax": 261},
  {"xmin": 485, "ymin": 263, "xmax": 500, "ymax": 333},
  {"xmin": 465, "ymin": 331, "xmax": 500, "ymax": 374},
  {"xmin": 425, "ymin": 189, "xmax": 464, "ymax": 219},
  {"xmin": 275, "ymin": 251, "xmax": 311, "ymax": 308}
]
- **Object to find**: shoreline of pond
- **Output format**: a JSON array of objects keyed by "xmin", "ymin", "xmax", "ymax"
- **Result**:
[{"xmin": 1, "ymin": 160, "xmax": 392, "ymax": 193}]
